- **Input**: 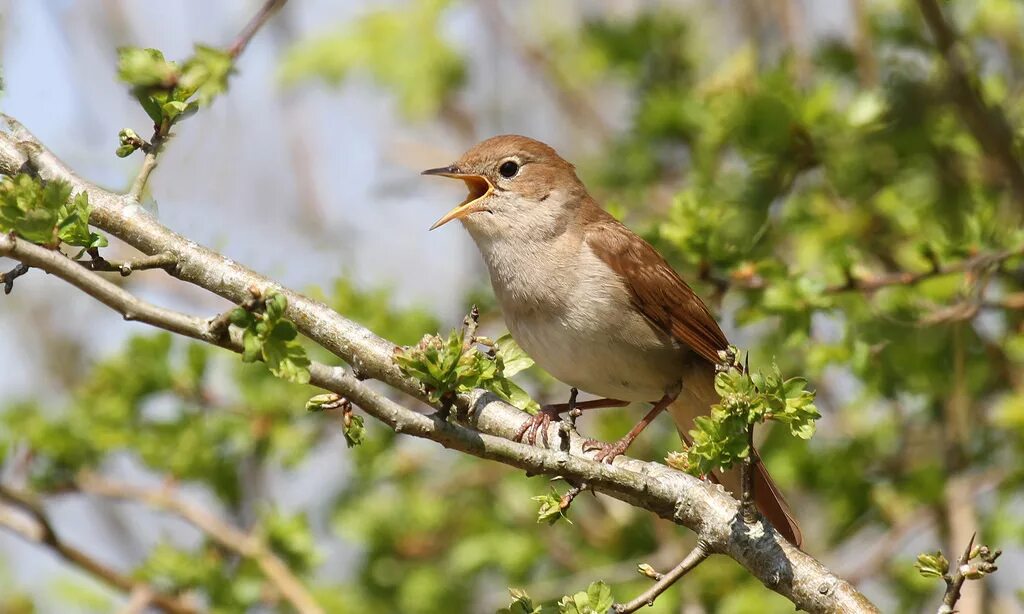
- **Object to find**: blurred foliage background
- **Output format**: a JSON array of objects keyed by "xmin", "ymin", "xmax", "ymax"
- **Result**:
[{"xmin": 2, "ymin": 0, "xmax": 1024, "ymax": 612}]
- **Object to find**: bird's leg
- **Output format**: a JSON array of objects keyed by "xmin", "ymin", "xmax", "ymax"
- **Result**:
[
  {"xmin": 584, "ymin": 392, "xmax": 676, "ymax": 464},
  {"xmin": 514, "ymin": 389, "xmax": 628, "ymax": 448}
]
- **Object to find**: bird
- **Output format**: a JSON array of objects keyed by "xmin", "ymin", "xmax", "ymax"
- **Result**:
[{"xmin": 422, "ymin": 134, "xmax": 802, "ymax": 546}]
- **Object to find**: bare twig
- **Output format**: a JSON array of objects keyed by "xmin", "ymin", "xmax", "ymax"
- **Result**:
[
  {"xmin": 228, "ymin": 0, "xmax": 288, "ymax": 59},
  {"xmin": 117, "ymin": 586, "xmax": 155, "ymax": 614},
  {"xmin": 0, "ymin": 115, "xmax": 880, "ymax": 614},
  {"xmin": 0, "ymin": 234, "xmax": 225, "ymax": 344},
  {"xmin": 613, "ymin": 541, "xmax": 711, "ymax": 613},
  {"xmin": 81, "ymin": 250, "xmax": 177, "ymax": 276},
  {"xmin": 74, "ymin": 472, "xmax": 324, "ymax": 614},
  {"xmin": 916, "ymin": 0, "xmax": 1024, "ymax": 205},
  {"xmin": 939, "ymin": 533, "xmax": 975, "ymax": 614},
  {"xmin": 127, "ymin": 0, "xmax": 287, "ymax": 202},
  {"xmin": 0, "ymin": 485, "xmax": 196, "ymax": 614},
  {"xmin": 1, "ymin": 261, "xmax": 30, "ymax": 294}
]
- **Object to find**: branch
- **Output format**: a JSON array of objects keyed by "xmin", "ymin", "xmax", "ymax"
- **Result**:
[
  {"xmin": 915, "ymin": 0, "xmax": 1024, "ymax": 205},
  {"xmin": 612, "ymin": 540, "xmax": 710, "ymax": 613},
  {"xmin": 0, "ymin": 117, "xmax": 879, "ymax": 613},
  {"xmin": 0, "ymin": 484, "xmax": 197, "ymax": 614},
  {"xmin": 73, "ymin": 472, "xmax": 324, "ymax": 614}
]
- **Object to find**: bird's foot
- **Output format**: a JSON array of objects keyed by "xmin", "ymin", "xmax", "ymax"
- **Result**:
[
  {"xmin": 513, "ymin": 405, "xmax": 563, "ymax": 447},
  {"xmin": 582, "ymin": 437, "xmax": 631, "ymax": 464}
]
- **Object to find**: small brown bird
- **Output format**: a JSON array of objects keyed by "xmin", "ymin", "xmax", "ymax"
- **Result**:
[{"xmin": 423, "ymin": 135, "xmax": 801, "ymax": 546}]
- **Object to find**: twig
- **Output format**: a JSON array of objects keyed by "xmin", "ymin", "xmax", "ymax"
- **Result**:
[
  {"xmin": 207, "ymin": 285, "xmax": 264, "ymax": 339},
  {"xmin": 74, "ymin": 472, "xmax": 324, "ymax": 614},
  {"xmin": 1, "ymin": 261, "xmax": 30, "ymax": 294},
  {"xmin": 118, "ymin": 586, "xmax": 155, "ymax": 614},
  {"xmin": 0, "ymin": 234, "xmax": 225, "ymax": 344},
  {"xmin": 0, "ymin": 485, "xmax": 196, "ymax": 614},
  {"xmin": 558, "ymin": 480, "xmax": 588, "ymax": 514},
  {"xmin": 740, "ymin": 423, "xmax": 758, "ymax": 525},
  {"xmin": 127, "ymin": 142, "xmax": 161, "ymax": 203},
  {"xmin": 613, "ymin": 541, "xmax": 711, "ymax": 613},
  {"xmin": 939, "ymin": 533, "xmax": 975, "ymax": 614},
  {"xmin": 461, "ymin": 304, "xmax": 480, "ymax": 351},
  {"xmin": 0, "ymin": 115, "xmax": 881, "ymax": 614},
  {"xmin": 127, "ymin": 0, "xmax": 287, "ymax": 202},
  {"xmin": 228, "ymin": 0, "xmax": 288, "ymax": 59},
  {"xmin": 81, "ymin": 250, "xmax": 177, "ymax": 277},
  {"xmin": 916, "ymin": 0, "xmax": 1024, "ymax": 205}
]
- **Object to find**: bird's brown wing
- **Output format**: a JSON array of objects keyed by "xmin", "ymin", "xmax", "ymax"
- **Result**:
[{"xmin": 585, "ymin": 215, "xmax": 728, "ymax": 364}]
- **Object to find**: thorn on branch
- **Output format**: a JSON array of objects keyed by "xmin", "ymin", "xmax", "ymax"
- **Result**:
[
  {"xmin": 613, "ymin": 541, "xmax": 711, "ymax": 613},
  {"xmin": 1, "ymin": 262, "xmax": 30, "ymax": 294}
]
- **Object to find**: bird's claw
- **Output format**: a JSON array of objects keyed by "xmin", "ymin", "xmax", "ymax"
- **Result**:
[
  {"xmin": 513, "ymin": 406, "xmax": 561, "ymax": 448},
  {"xmin": 582, "ymin": 438, "xmax": 630, "ymax": 464}
]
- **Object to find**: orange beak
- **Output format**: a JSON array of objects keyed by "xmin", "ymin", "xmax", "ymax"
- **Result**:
[{"xmin": 421, "ymin": 165, "xmax": 493, "ymax": 230}]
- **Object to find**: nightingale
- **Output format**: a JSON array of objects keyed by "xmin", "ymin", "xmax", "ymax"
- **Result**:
[{"xmin": 423, "ymin": 135, "xmax": 801, "ymax": 546}]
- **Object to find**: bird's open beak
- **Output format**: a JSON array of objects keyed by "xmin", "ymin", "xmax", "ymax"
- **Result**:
[{"xmin": 421, "ymin": 165, "xmax": 493, "ymax": 230}]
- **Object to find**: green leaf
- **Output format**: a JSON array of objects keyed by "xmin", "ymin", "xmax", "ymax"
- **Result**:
[
  {"xmin": 342, "ymin": 412, "xmax": 365, "ymax": 448},
  {"xmin": 263, "ymin": 334, "xmax": 311, "ymax": 384},
  {"xmin": 305, "ymin": 394, "xmax": 339, "ymax": 412},
  {"xmin": 0, "ymin": 174, "xmax": 106, "ymax": 248},
  {"xmin": 241, "ymin": 329, "xmax": 261, "ymax": 363},
  {"xmin": 177, "ymin": 45, "xmax": 234, "ymax": 106},
  {"xmin": 117, "ymin": 47, "xmax": 178, "ymax": 88},
  {"xmin": 494, "ymin": 333, "xmax": 534, "ymax": 376},
  {"xmin": 557, "ymin": 582, "xmax": 612, "ymax": 614},
  {"xmin": 915, "ymin": 551, "xmax": 949, "ymax": 579},
  {"xmin": 229, "ymin": 308, "xmax": 253, "ymax": 327},
  {"xmin": 266, "ymin": 293, "xmax": 288, "ymax": 320},
  {"xmin": 161, "ymin": 100, "xmax": 189, "ymax": 121},
  {"xmin": 532, "ymin": 488, "xmax": 571, "ymax": 526},
  {"xmin": 585, "ymin": 582, "xmax": 613, "ymax": 613},
  {"xmin": 57, "ymin": 193, "xmax": 108, "ymax": 249},
  {"xmin": 497, "ymin": 588, "xmax": 552, "ymax": 614}
]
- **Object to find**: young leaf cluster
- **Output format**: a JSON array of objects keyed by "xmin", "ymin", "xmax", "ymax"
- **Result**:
[
  {"xmin": 230, "ymin": 292, "xmax": 312, "ymax": 384},
  {"xmin": 0, "ymin": 174, "xmax": 107, "ymax": 250},
  {"xmin": 531, "ymin": 487, "xmax": 573, "ymax": 526},
  {"xmin": 395, "ymin": 331, "xmax": 539, "ymax": 413},
  {"xmin": 116, "ymin": 45, "xmax": 234, "ymax": 154},
  {"xmin": 498, "ymin": 582, "xmax": 613, "ymax": 614},
  {"xmin": 667, "ymin": 348, "xmax": 820, "ymax": 477}
]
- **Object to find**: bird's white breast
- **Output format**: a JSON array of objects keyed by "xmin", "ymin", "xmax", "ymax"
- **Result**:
[{"xmin": 474, "ymin": 233, "xmax": 686, "ymax": 402}]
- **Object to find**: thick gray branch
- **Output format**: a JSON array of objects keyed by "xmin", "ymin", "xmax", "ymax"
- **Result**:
[{"xmin": 0, "ymin": 116, "xmax": 878, "ymax": 613}]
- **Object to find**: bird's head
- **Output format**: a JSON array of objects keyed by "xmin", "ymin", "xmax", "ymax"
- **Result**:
[{"xmin": 422, "ymin": 135, "xmax": 585, "ymax": 241}]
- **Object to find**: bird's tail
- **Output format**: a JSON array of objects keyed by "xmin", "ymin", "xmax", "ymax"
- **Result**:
[{"xmin": 667, "ymin": 362, "xmax": 803, "ymax": 548}]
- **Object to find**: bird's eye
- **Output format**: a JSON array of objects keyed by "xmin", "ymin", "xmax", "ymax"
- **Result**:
[{"xmin": 499, "ymin": 160, "xmax": 519, "ymax": 178}]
